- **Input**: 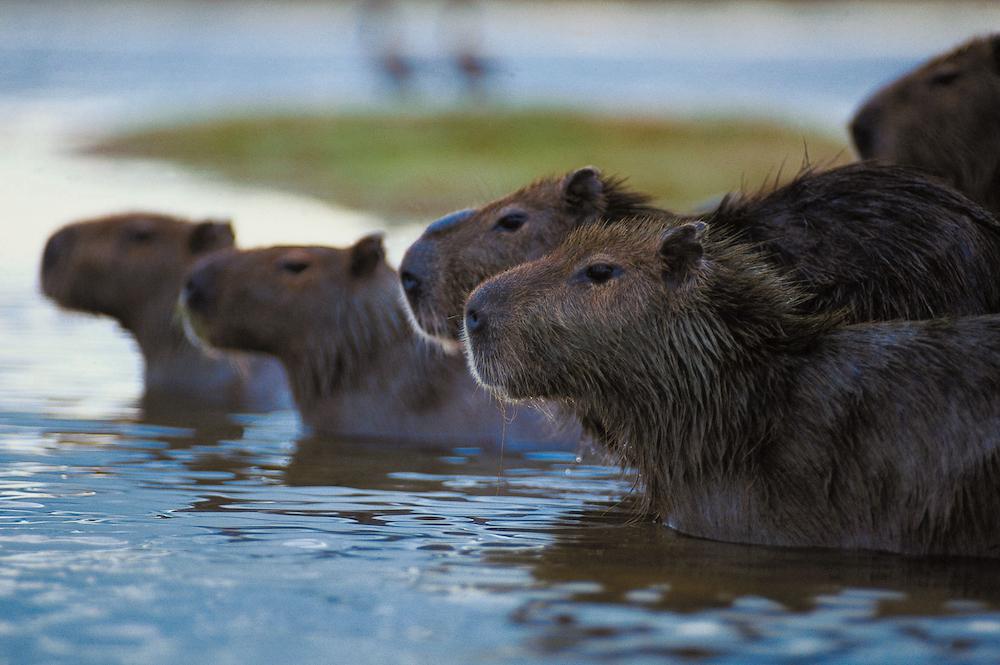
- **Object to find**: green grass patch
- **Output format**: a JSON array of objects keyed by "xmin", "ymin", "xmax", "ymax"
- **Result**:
[{"xmin": 94, "ymin": 109, "xmax": 850, "ymax": 221}]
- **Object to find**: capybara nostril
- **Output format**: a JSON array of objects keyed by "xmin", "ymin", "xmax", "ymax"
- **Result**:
[
  {"xmin": 182, "ymin": 269, "xmax": 215, "ymax": 312},
  {"xmin": 400, "ymin": 270, "xmax": 422, "ymax": 300},
  {"xmin": 42, "ymin": 227, "xmax": 76, "ymax": 273},
  {"xmin": 464, "ymin": 307, "xmax": 485, "ymax": 336},
  {"xmin": 849, "ymin": 108, "xmax": 880, "ymax": 158}
]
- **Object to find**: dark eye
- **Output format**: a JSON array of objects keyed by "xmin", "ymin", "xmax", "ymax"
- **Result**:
[
  {"xmin": 280, "ymin": 260, "xmax": 310, "ymax": 274},
  {"xmin": 494, "ymin": 212, "xmax": 527, "ymax": 232},
  {"xmin": 929, "ymin": 70, "xmax": 961, "ymax": 87},
  {"xmin": 126, "ymin": 228, "xmax": 154, "ymax": 243},
  {"xmin": 581, "ymin": 263, "xmax": 622, "ymax": 284}
]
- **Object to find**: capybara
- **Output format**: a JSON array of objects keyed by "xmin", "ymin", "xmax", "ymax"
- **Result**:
[
  {"xmin": 180, "ymin": 235, "xmax": 574, "ymax": 446},
  {"xmin": 400, "ymin": 167, "xmax": 659, "ymax": 350},
  {"xmin": 851, "ymin": 35, "xmax": 1000, "ymax": 216},
  {"xmin": 400, "ymin": 163, "xmax": 1000, "ymax": 349},
  {"xmin": 40, "ymin": 212, "xmax": 291, "ymax": 411},
  {"xmin": 464, "ymin": 218, "xmax": 1000, "ymax": 558}
]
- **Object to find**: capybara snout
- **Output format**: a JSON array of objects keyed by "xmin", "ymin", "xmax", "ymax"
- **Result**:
[
  {"xmin": 850, "ymin": 34, "xmax": 1000, "ymax": 216},
  {"xmin": 41, "ymin": 226, "xmax": 77, "ymax": 275}
]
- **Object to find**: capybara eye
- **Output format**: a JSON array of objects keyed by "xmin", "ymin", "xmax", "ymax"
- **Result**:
[
  {"xmin": 280, "ymin": 260, "xmax": 310, "ymax": 275},
  {"xmin": 929, "ymin": 70, "xmax": 961, "ymax": 87},
  {"xmin": 494, "ymin": 212, "xmax": 527, "ymax": 232},
  {"xmin": 126, "ymin": 228, "xmax": 154, "ymax": 243},
  {"xmin": 582, "ymin": 263, "xmax": 622, "ymax": 284}
]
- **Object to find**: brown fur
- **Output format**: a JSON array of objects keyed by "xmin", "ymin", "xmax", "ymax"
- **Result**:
[
  {"xmin": 851, "ymin": 34, "xmax": 1000, "ymax": 216},
  {"xmin": 40, "ymin": 212, "xmax": 290, "ymax": 411},
  {"xmin": 400, "ymin": 168, "xmax": 659, "ymax": 351},
  {"xmin": 464, "ymin": 217, "xmax": 1000, "ymax": 558},
  {"xmin": 402, "ymin": 163, "xmax": 1000, "ymax": 352},
  {"xmin": 180, "ymin": 236, "xmax": 575, "ymax": 446}
]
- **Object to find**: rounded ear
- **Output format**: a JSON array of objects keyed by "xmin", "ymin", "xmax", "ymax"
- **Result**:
[
  {"xmin": 658, "ymin": 222, "xmax": 706, "ymax": 288},
  {"xmin": 561, "ymin": 166, "xmax": 604, "ymax": 213},
  {"xmin": 991, "ymin": 34, "xmax": 1000, "ymax": 72},
  {"xmin": 350, "ymin": 233, "xmax": 386, "ymax": 277},
  {"xmin": 189, "ymin": 220, "xmax": 236, "ymax": 254}
]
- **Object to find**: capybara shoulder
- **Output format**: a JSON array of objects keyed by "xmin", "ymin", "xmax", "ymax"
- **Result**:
[
  {"xmin": 851, "ymin": 34, "xmax": 1000, "ymax": 216},
  {"xmin": 400, "ymin": 167, "xmax": 663, "ymax": 349},
  {"xmin": 41, "ymin": 211, "xmax": 290, "ymax": 411},
  {"xmin": 464, "ymin": 217, "xmax": 1000, "ymax": 557}
]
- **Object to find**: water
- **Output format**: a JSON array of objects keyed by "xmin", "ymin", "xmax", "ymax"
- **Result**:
[{"xmin": 4, "ymin": 2, "xmax": 1000, "ymax": 663}]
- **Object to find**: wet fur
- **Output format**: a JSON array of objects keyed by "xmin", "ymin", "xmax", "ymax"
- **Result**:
[
  {"xmin": 400, "ymin": 169, "xmax": 661, "ymax": 348},
  {"xmin": 708, "ymin": 162, "xmax": 1000, "ymax": 320},
  {"xmin": 466, "ymin": 219, "xmax": 1000, "ymax": 558},
  {"xmin": 403, "ymin": 162, "xmax": 1000, "ymax": 356},
  {"xmin": 181, "ymin": 242, "xmax": 577, "ymax": 447}
]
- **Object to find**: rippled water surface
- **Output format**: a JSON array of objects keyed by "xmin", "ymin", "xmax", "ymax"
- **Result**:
[
  {"xmin": 5, "ymin": 2, "xmax": 1000, "ymax": 663},
  {"xmin": 4, "ymin": 255, "xmax": 1000, "ymax": 665}
]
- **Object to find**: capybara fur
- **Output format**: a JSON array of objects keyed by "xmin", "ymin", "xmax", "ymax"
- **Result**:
[
  {"xmin": 180, "ymin": 235, "xmax": 574, "ymax": 446},
  {"xmin": 401, "ymin": 163, "xmax": 1000, "ymax": 350},
  {"xmin": 400, "ymin": 167, "xmax": 659, "ymax": 351},
  {"xmin": 464, "ymin": 218, "xmax": 1000, "ymax": 558},
  {"xmin": 40, "ymin": 212, "xmax": 291, "ymax": 411},
  {"xmin": 851, "ymin": 35, "xmax": 1000, "ymax": 217}
]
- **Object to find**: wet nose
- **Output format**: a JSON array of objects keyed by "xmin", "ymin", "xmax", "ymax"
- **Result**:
[
  {"xmin": 850, "ymin": 107, "xmax": 880, "ymax": 158},
  {"xmin": 464, "ymin": 287, "xmax": 495, "ymax": 337},
  {"xmin": 464, "ymin": 305, "xmax": 485, "ymax": 336},
  {"xmin": 42, "ymin": 227, "xmax": 76, "ymax": 273},
  {"xmin": 182, "ymin": 267, "xmax": 215, "ymax": 312},
  {"xmin": 400, "ymin": 270, "xmax": 422, "ymax": 301}
]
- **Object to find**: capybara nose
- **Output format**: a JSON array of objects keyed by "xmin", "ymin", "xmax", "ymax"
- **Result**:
[
  {"xmin": 850, "ymin": 108, "xmax": 879, "ymax": 158},
  {"xmin": 42, "ymin": 227, "xmax": 76, "ymax": 273},
  {"xmin": 182, "ymin": 269, "xmax": 214, "ymax": 312},
  {"xmin": 400, "ymin": 270, "xmax": 422, "ymax": 301},
  {"xmin": 464, "ymin": 306, "xmax": 485, "ymax": 336}
]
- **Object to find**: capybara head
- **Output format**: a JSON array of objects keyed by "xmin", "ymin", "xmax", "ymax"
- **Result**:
[
  {"xmin": 41, "ymin": 212, "xmax": 235, "ymax": 330},
  {"xmin": 850, "ymin": 35, "xmax": 1000, "ymax": 214},
  {"xmin": 181, "ymin": 234, "xmax": 402, "ymax": 368},
  {"xmin": 399, "ymin": 167, "xmax": 659, "ymax": 351},
  {"xmin": 463, "ymin": 218, "xmax": 812, "ymax": 405}
]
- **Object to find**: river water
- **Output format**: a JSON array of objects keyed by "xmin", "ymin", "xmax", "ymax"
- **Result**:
[{"xmin": 3, "ymin": 2, "xmax": 1000, "ymax": 664}]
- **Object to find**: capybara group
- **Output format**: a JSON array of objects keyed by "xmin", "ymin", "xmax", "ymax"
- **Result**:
[
  {"xmin": 851, "ymin": 34, "xmax": 1000, "ymax": 217},
  {"xmin": 41, "ymin": 212, "xmax": 291, "ymax": 411},
  {"xmin": 401, "ymin": 163, "xmax": 1000, "ymax": 349},
  {"xmin": 180, "ymin": 235, "xmax": 574, "ymax": 446},
  {"xmin": 464, "ymin": 218, "xmax": 1000, "ymax": 558}
]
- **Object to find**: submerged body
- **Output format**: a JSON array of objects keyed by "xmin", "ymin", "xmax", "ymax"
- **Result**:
[
  {"xmin": 464, "ymin": 218, "xmax": 1000, "ymax": 557},
  {"xmin": 40, "ymin": 212, "xmax": 290, "ymax": 411},
  {"xmin": 181, "ymin": 236, "xmax": 574, "ymax": 447},
  {"xmin": 851, "ymin": 35, "xmax": 1000, "ymax": 217}
]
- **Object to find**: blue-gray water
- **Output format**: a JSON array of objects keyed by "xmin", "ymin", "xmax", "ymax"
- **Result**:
[{"xmin": 4, "ymin": 2, "xmax": 1000, "ymax": 663}]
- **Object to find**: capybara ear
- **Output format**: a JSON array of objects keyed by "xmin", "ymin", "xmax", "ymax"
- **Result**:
[
  {"xmin": 658, "ymin": 222, "xmax": 706, "ymax": 288},
  {"xmin": 350, "ymin": 233, "xmax": 385, "ymax": 277},
  {"xmin": 991, "ymin": 35, "xmax": 1000, "ymax": 72},
  {"xmin": 189, "ymin": 220, "xmax": 236, "ymax": 255},
  {"xmin": 561, "ymin": 166, "xmax": 604, "ymax": 212}
]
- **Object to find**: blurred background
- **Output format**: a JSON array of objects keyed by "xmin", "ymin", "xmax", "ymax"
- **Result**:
[
  {"xmin": 4, "ymin": 4, "xmax": 1000, "ymax": 664},
  {"xmin": 4, "ymin": 0, "xmax": 999, "ymax": 242}
]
